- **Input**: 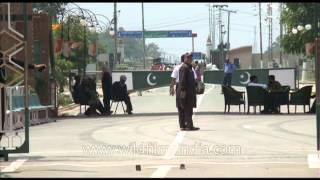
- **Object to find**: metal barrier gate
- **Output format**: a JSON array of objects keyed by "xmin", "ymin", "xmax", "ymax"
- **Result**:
[{"xmin": 0, "ymin": 3, "xmax": 30, "ymax": 161}]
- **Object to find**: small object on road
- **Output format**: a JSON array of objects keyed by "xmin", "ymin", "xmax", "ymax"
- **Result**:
[
  {"xmin": 136, "ymin": 164, "xmax": 141, "ymax": 171},
  {"xmin": 180, "ymin": 164, "xmax": 185, "ymax": 170}
]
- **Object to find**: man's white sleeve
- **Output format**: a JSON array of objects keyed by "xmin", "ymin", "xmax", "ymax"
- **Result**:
[{"xmin": 171, "ymin": 67, "xmax": 178, "ymax": 78}]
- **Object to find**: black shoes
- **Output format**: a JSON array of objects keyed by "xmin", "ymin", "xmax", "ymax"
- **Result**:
[{"xmin": 181, "ymin": 127, "xmax": 200, "ymax": 131}]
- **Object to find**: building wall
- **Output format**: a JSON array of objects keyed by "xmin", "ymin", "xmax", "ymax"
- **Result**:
[{"xmin": 227, "ymin": 46, "xmax": 252, "ymax": 69}]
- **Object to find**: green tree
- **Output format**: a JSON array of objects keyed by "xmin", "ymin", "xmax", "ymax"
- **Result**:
[
  {"xmin": 32, "ymin": 3, "xmax": 67, "ymax": 20},
  {"xmin": 146, "ymin": 42, "xmax": 161, "ymax": 58},
  {"xmin": 280, "ymin": 3, "xmax": 318, "ymax": 55}
]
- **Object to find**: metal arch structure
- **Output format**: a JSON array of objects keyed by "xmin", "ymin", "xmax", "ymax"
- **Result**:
[
  {"xmin": 95, "ymin": 14, "xmax": 113, "ymax": 26},
  {"xmin": 0, "ymin": 3, "xmax": 31, "ymax": 161},
  {"xmin": 81, "ymin": 8, "xmax": 99, "ymax": 27}
]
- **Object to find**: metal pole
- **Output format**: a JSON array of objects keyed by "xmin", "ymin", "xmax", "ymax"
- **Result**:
[
  {"xmin": 213, "ymin": 5, "xmax": 227, "ymax": 68},
  {"xmin": 142, "ymin": 3, "xmax": 146, "ymax": 70},
  {"xmin": 270, "ymin": 3, "xmax": 273, "ymax": 62},
  {"xmin": 192, "ymin": 36, "xmax": 194, "ymax": 52},
  {"xmin": 268, "ymin": 3, "xmax": 271, "ymax": 64},
  {"xmin": 227, "ymin": 11, "xmax": 230, "ymax": 52},
  {"xmin": 23, "ymin": 2, "xmax": 30, "ymax": 153},
  {"xmin": 83, "ymin": 25, "xmax": 86, "ymax": 76},
  {"xmin": 212, "ymin": 5, "xmax": 215, "ymax": 50},
  {"xmin": 223, "ymin": 9, "xmax": 236, "ymax": 55},
  {"xmin": 208, "ymin": 4, "xmax": 211, "ymax": 45},
  {"xmin": 259, "ymin": 2, "xmax": 263, "ymax": 67},
  {"xmin": 314, "ymin": 2, "xmax": 320, "ymax": 152},
  {"xmin": 279, "ymin": 3, "xmax": 283, "ymax": 66},
  {"xmin": 114, "ymin": 3, "xmax": 118, "ymax": 68}
]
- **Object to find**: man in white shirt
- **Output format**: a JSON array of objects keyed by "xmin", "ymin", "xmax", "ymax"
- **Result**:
[
  {"xmin": 170, "ymin": 53, "xmax": 197, "ymax": 96},
  {"xmin": 247, "ymin": 75, "xmax": 267, "ymax": 89}
]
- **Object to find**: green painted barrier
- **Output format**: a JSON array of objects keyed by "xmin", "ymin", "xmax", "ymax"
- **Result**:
[
  {"xmin": 204, "ymin": 68, "xmax": 296, "ymax": 89},
  {"xmin": 111, "ymin": 68, "xmax": 296, "ymax": 91},
  {"xmin": 204, "ymin": 69, "xmax": 269, "ymax": 87}
]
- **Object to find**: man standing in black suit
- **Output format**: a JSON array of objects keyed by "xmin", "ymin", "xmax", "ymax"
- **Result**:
[
  {"xmin": 101, "ymin": 66, "xmax": 113, "ymax": 115},
  {"xmin": 176, "ymin": 53, "xmax": 200, "ymax": 131}
]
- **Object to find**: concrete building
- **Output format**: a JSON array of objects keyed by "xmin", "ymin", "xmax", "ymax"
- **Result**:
[{"xmin": 227, "ymin": 46, "xmax": 252, "ymax": 69}]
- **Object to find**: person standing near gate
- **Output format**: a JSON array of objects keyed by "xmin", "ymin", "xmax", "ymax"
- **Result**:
[
  {"xmin": 177, "ymin": 53, "xmax": 200, "ymax": 131},
  {"xmin": 101, "ymin": 66, "xmax": 113, "ymax": 115},
  {"xmin": 222, "ymin": 58, "xmax": 236, "ymax": 93}
]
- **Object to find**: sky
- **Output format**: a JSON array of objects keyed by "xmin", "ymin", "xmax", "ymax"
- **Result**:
[{"xmin": 75, "ymin": 2, "xmax": 281, "ymax": 60}]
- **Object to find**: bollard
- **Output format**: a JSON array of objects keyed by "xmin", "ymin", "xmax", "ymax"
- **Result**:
[
  {"xmin": 180, "ymin": 164, "xmax": 185, "ymax": 170},
  {"xmin": 136, "ymin": 164, "xmax": 141, "ymax": 171}
]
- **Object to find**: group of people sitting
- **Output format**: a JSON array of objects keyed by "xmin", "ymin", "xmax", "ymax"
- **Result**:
[
  {"xmin": 72, "ymin": 66, "xmax": 133, "ymax": 116},
  {"xmin": 247, "ymin": 75, "xmax": 283, "ymax": 114},
  {"xmin": 246, "ymin": 74, "xmax": 315, "ymax": 114}
]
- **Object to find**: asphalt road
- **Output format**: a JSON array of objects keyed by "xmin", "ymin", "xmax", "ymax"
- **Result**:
[{"xmin": 1, "ymin": 85, "xmax": 319, "ymax": 177}]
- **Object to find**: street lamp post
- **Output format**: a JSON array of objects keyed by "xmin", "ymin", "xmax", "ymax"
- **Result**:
[
  {"xmin": 80, "ymin": 19, "xmax": 88, "ymax": 77},
  {"xmin": 113, "ymin": 3, "xmax": 118, "ymax": 69},
  {"xmin": 142, "ymin": 3, "xmax": 146, "ymax": 70}
]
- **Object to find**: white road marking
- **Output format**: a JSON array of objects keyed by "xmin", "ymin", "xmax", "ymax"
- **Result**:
[
  {"xmin": 150, "ymin": 87, "xmax": 213, "ymax": 178},
  {"xmin": 119, "ymin": 127, "xmax": 129, "ymax": 131},
  {"xmin": 150, "ymin": 165, "xmax": 176, "ymax": 178},
  {"xmin": 243, "ymin": 125, "xmax": 252, "ymax": 129},
  {"xmin": 307, "ymin": 154, "xmax": 320, "ymax": 168},
  {"xmin": 163, "ymin": 131, "xmax": 186, "ymax": 160},
  {"xmin": 0, "ymin": 159, "xmax": 27, "ymax": 173}
]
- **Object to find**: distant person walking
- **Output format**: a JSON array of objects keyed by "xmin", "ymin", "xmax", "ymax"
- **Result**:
[
  {"xmin": 177, "ymin": 53, "xmax": 200, "ymax": 131},
  {"xmin": 222, "ymin": 58, "xmax": 236, "ymax": 93},
  {"xmin": 194, "ymin": 60, "xmax": 201, "ymax": 82}
]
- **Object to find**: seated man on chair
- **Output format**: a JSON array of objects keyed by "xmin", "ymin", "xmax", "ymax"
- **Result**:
[
  {"xmin": 112, "ymin": 75, "xmax": 133, "ymax": 115},
  {"xmin": 81, "ymin": 76, "xmax": 107, "ymax": 116}
]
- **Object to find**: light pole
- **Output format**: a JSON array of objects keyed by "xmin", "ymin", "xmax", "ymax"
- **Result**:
[
  {"xmin": 213, "ymin": 4, "xmax": 228, "ymax": 68},
  {"xmin": 80, "ymin": 19, "xmax": 87, "ymax": 77},
  {"xmin": 142, "ymin": 3, "xmax": 146, "ymax": 70},
  {"xmin": 259, "ymin": 2, "xmax": 263, "ymax": 68},
  {"xmin": 221, "ymin": 9, "xmax": 236, "ymax": 55},
  {"xmin": 113, "ymin": 3, "xmax": 118, "ymax": 69},
  {"xmin": 192, "ymin": 33, "xmax": 197, "ymax": 52}
]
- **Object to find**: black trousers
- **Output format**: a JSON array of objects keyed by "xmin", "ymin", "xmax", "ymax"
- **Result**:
[
  {"xmin": 103, "ymin": 95, "xmax": 111, "ymax": 113},
  {"xmin": 176, "ymin": 83, "xmax": 184, "ymax": 128},
  {"xmin": 183, "ymin": 105, "xmax": 194, "ymax": 128},
  {"xmin": 123, "ymin": 95, "xmax": 132, "ymax": 112},
  {"xmin": 223, "ymin": 73, "xmax": 232, "ymax": 87},
  {"xmin": 264, "ymin": 93, "xmax": 279, "ymax": 112},
  {"xmin": 176, "ymin": 83, "xmax": 194, "ymax": 128},
  {"xmin": 85, "ymin": 100, "xmax": 106, "ymax": 115}
]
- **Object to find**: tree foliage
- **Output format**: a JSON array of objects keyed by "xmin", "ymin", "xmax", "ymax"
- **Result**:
[{"xmin": 280, "ymin": 3, "xmax": 318, "ymax": 55}]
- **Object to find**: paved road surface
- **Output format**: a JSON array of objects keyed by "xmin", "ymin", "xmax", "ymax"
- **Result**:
[{"xmin": 1, "ymin": 85, "xmax": 319, "ymax": 177}]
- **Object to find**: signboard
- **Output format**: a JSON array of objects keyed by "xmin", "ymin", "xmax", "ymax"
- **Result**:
[
  {"xmin": 117, "ymin": 30, "xmax": 193, "ymax": 38},
  {"xmin": 191, "ymin": 52, "xmax": 203, "ymax": 59}
]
